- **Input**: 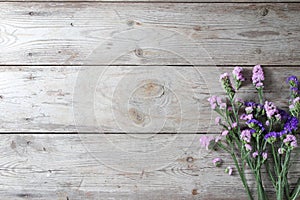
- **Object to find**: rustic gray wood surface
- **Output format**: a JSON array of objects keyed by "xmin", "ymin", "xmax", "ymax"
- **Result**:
[
  {"xmin": 0, "ymin": 3, "xmax": 300, "ymax": 65},
  {"xmin": 0, "ymin": 134, "xmax": 299, "ymax": 200},
  {"xmin": 0, "ymin": 1, "xmax": 299, "ymax": 200},
  {"xmin": 0, "ymin": 66, "xmax": 298, "ymax": 133}
]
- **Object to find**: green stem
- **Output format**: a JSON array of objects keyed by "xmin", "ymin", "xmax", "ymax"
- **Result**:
[
  {"xmin": 278, "ymin": 175, "xmax": 283, "ymax": 200},
  {"xmin": 290, "ymin": 178, "xmax": 300, "ymax": 200},
  {"xmin": 283, "ymin": 152, "xmax": 291, "ymax": 200},
  {"xmin": 271, "ymin": 144, "xmax": 280, "ymax": 175},
  {"xmin": 258, "ymin": 88, "xmax": 264, "ymax": 105},
  {"xmin": 255, "ymin": 169, "xmax": 268, "ymax": 200},
  {"xmin": 277, "ymin": 150, "xmax": 290, "ymax": 200},
  {"xmin": 230, "ymin": 149, "xmax": 253, "ymax": 200},
  {"xmin": 265, "ymin": 160, "xmax": 276, "ymax": 188}
]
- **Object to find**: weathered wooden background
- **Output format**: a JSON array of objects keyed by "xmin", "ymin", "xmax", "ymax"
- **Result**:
[{"xmin": 0, "ymin": 1, "xmax": 300, "ymax": 199}]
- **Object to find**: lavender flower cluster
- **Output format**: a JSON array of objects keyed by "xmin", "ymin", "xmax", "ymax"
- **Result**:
[
  {"xmin": 202, "ymin": 65, "xmax": 299, "ymax": 200},
  {"xmin": 204, "ymin": 65, "xmax": 299, "ymax": 171},
  {"xmin": 252, "ymin": 65, "xmax": 264, "ymax": 88}
]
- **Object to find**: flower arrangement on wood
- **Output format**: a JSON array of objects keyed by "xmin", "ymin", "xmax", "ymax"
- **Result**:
[{"xmin": 202, "ymin": 65, "xmax": 299, "ymax": 200}]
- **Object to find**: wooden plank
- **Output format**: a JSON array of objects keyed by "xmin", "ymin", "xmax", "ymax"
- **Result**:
[
  {"xmin": 0, "ymin": 66, "xmax": 298, "ymax": 133},
  {"xmin": 1, "ymin": 0, "xmax": 299, "ymax": 3},
  {"xmin": 0, "ymin": 134, "xmax": 298, "ymax": 199},
  {"xmin": 0, "ymin": 3, "xmax": 299, "ymax": 65}
]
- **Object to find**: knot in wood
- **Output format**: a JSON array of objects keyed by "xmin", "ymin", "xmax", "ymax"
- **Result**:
[
  {"xmin": 134, "ymin": 48, "xmax": 143, "ymax": 57},
  {"xmin": 186, "ymin": 156, "xmax": 194, "ymax": 163},
  {"xmin": 260, "ymin": 8, "xmax": 269, "ymax": 16},
  {"xmin": 128, "ymin": 108, "xmax": 145, "ymax": 124}
]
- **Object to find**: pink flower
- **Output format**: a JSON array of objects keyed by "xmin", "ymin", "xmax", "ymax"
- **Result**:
[
  {"xmin": 199, "ymin": 136, "xmax": 215, "ymax": 150},
  {"xmin": 232, "ymin": 122, "xmax": 237, "ymax": 128},
  {"xmin": 208, "ymin": 96, "xmax": 226, "ymax": 110},
  {"xmin": 220, "ymin": 73, "xmax": 229, "ymax": 81},
  {"xmin": 215, "ymin": 136, "xmax": 222, "ymax": 143},
  {"xmin": 283, "ymin": 134, "xmax": 297, "ymax": 144},
  {"xmin": 264, "ymin": 101, "xmax": 278, "ymax": 119},
  {"xmin": 241, "ymin": 129, "xmax": 252, "ymax": 143},
  {"xmin": 245, "ymin": 107, "xmax": 253, "ymax": 114},
  {"xmin": 252, "ymin": 65, "xmax": 264, "ymax": 88},
  {"xmin": 233, "ymin": 66, "xmax": 245, "ymax": 81},
  {"xmin": 222, "ymin": 130, "xmax": 229, "ymax": 136},
  {"xmin": 240, "ymin": 114, "xmax": 253, "ymax": 121},
  {"xmin": 213, "ymin": 158, "xmax": 223, "ymax": 167},
  {"xmin": 252, "ymin": 151, "xmax": 258, "ymax": 158},
  {"xmin": 245, "ymin": 144, "xmax": 252, "ymax": 151},
  {"xmin": 265, "ymin": 120, "xmax": 270, "ymax": 126},
  {"xmin": 275, "ymin": 114, "xmax": 281, "ymax": 121},
  {"xmin": 220, "ymin": 103, "xmax": 227, "ymax": 109},
  {"xmin": 262, "ymin": 152, "xmax": 268, "ymax": 160},
  {"xmin": 208, "ymin": 96, "xmax": 217, "ymax": 110},
  {"xmin": 291, "ymin": 141, "xmax": 298, "ymax": 148}
]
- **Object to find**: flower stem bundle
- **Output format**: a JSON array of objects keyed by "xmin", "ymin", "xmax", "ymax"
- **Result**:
[{"xmin": 203, "ymin": 65, "xmax": 299, "ymax": 200}]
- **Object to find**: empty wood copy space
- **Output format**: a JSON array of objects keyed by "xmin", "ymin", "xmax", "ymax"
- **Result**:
[{"xmin": 0, "ymin": 1, "xmax": 299, "ymax": 200}]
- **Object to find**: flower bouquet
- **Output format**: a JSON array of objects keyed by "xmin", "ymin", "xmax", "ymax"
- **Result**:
[{"xmin": 201, "ymin": 65, "xmax": 299, "ymax": 200}]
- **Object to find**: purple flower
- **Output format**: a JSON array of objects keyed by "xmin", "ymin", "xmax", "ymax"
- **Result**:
[
  {"xmin": 241, "ymin": 129, "xmax": 252, "ymax": 143},
  {"xmin": 245, "ymin": 144, "xmax": 252, "ymax": 151},
  {"xmin": 246, "ymin": 119, "xmax": 265, "ymax": 132},
  {"xmin": 244, "ymin": 101, "xmax": 256, "ymax": 108},
  {"xmin": 286, "ymin": 76, "xmax": 299, "ymax": 87},
  {"xmin": 283, "ymin": 134, "xmax": 296, "ymax": 143},
  {"xmin": 252, "ymin": 65, "xmax": 264, "ymax": 88},
  {"xmin": 233, "ymin": 66, "xmax": 245, "ymax": 81},
  {"xmin": 252, "ymin": 151, "xmax": 259, "ymax": 158},
  {"xmin": 279, "ymin": 109, "xmax": 289, "ymax": 120},
  {"xmin": 240, "ymin": 114, "xmax": 253, "ymax": 121},
  {"xmin": 262, "ymin": 152, "xmax": 268, "ymax": 160},
  {"xmin": 199, "ymin": 136, "xmax": 215, "ymax": 150},
  {"xmin": 219, "ymin": 103, "xmax": 227, "ymax": 109},
  {"xmin": 283, "ymin": 134, "xmax": 298, "ymax": 149},
  {"xmin": 291, "ymin": 141, "xmax": 298, "ymax": 148},
  {"xmin": 284, "ymin": 116, "xmax": 298, "ymax": 134},
  {"xmin": 225, "ymin": 166, "xmax": 233, "ymax": 175},
  {"xmin": 208, "ymin": 96, "xmax": 225, "ymax": 110},
  {"xmin": 287, "ymin": 76, "xmax": 299, "ymax": 85},
  {"xmin": 287, "ymin": 76, "xmax": 299, "ymax": 97},
  {"xmin": 290, "ymin": 97, "xmax": 300, "ymax": 117},
  {"xmin": 220, "ymin": 73, "xmax": 235, "ymax": 100},
  {"xmin": 265, "ymin": 120, "xmax": 270, "ymax": 126},
  {"xmin": 278, "ymin": 130, "xmax": 287, "ymax": 137},
  {"xmin": 292, "ymin": 97, "xmax": 300, "ymax": 105},
  {"xmin": 264, "ymin": 101, "xmax": 278, "ymax": 119},
  {"xmin": 213, "ymin": 158, "xmax": 223, "ymax": 167},
  {"xmin": 264, "ymin": 131, "xmax": 278, "ymax": 142},
  {"xmin": 220, "ymin": 73, "xmax": 229, "ymax": 81},
  {"xmin": 208, "ymin": 96, "xmax": 218, "ymax": 109},
  {"xmin": 275, "ymin": 114, "xmax": 281, "ymax": 121},
  {"xmin": 232, "ymin": 122, "xmax": 237, "ymax": 128},
  {"xmin": 222, "ymin": 130, "xmax": 229, "ymax": 136}
]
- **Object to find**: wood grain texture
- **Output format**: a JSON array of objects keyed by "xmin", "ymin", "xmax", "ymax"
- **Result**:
[
  {"xmin": 1, "ymin": 0, "xmax": 299, "ymax": 2},
  {"xmin": 0, "ymin": 3, "xmax": 299, "ymax": 65},
  {"xmin": 0, "ymin": 66, "xmax": 298, "ymax": 133},
  {"xmin": 0, "ymin": 134, "xmax": 298, "ymax": 200}
]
